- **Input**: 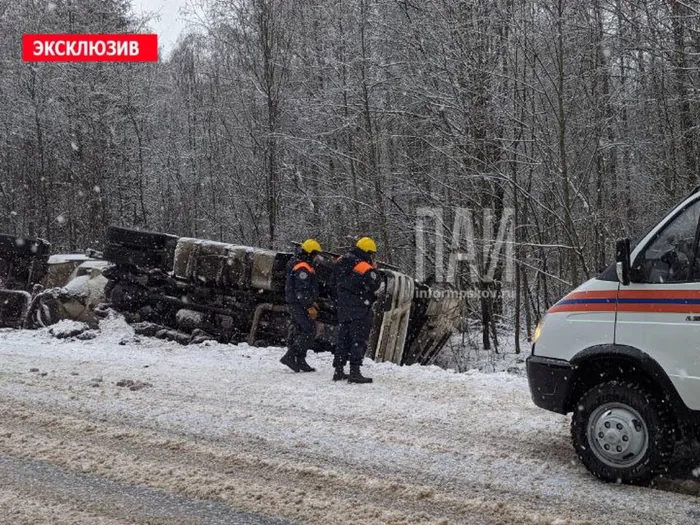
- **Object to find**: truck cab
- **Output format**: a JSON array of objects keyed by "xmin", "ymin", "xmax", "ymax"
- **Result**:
[{"xmin": 527, "ymin": 189, "xmax": 700, "ymax": 484}]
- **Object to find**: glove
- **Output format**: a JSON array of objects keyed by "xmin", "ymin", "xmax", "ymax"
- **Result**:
[{"xmin": 307, "ymin": 303, "xmax": 319, "ymax": 320}]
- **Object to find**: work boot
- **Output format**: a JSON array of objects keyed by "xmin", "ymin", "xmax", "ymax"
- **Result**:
[
  {"xmin": 280, "ymin": 349, "xmax": 301, "ymax": 372},
  {"xmin": 347, "ymin": 365, "xmax": 372, "ymax": 384},
  {"xmin": 333, "ymin": 366, "xmax": 349, "ymax": 381},
  {"xmin": 297, "ymin": 351, "xmax": 316, "ymax": 372}
]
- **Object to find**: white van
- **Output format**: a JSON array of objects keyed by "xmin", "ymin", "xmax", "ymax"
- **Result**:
[{"xmin": 527, "ymin": 189, "xmax": 700, "ymax": 484}]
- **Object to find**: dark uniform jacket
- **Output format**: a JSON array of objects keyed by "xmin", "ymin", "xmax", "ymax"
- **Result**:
[
  {"xmin": 285, "ymin": 255, "xmax": 319, "ymax": 310},
  {"xmin": 334, "ymin": 247, "xmax": 382, "ymax": 323}
]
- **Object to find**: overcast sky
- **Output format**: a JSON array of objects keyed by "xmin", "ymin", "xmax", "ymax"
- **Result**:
[{"xmin": 134, "ymin": 0, "xmax": 189, "ymax": 58}]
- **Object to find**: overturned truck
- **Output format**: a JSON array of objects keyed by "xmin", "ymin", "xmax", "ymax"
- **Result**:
[
  {"xmin": 101, "ymin": 227, "xmax": 461, "ymax": 365},
  {"xmin": 0, "ymin": 227, "xmax": 461, "ymax": 366}
]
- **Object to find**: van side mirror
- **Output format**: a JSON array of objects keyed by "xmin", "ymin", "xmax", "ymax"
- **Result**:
[{"xmin": 615, "ymin": 238, "xmax": 631, "ymax": 286}]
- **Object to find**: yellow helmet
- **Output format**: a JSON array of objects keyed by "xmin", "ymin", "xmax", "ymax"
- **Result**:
[
  {"xmin": 355, "ymin": 237, "xmax": 377, "ymax": 254},
  {"xmin": 301, "ymin": 238, "xmax": 322, "ymax": 255}
]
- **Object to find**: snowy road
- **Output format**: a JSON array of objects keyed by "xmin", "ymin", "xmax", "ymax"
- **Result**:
[
  {"xmin": 0, "ymin": 455, "xmax": 293, "ymax": 525},
  {"xmin": 0, "ymin": 316, "xmax": 699, "ymax": 524}
]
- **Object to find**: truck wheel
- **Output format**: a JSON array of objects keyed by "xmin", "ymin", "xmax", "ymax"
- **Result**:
[
  {"xmin": 103, "ymin": 227, "xmax": 178, "ymax": 271},
  {"xmin": 109, "ymin": 283, "xmax": 149, "ymax": 311},
  {"xmin": 103, "ymin": 244, "xmax": 170, "ymax": 269},
  {"xmin": 105, "ymin": 226, "xmax": 177, "ymax": 250},
  {"xmin": 0, "ymin": 234, "xmax": 51, "ymax": 258},
  {"xmin": 571, "ymin": 380, "xmax": 674, "ymax": 484},
  {"xmin": 25, "ymin": 292, "xmax": 61, "ymax": 329}
]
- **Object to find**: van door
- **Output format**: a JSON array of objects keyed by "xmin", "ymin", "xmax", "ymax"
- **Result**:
[{"xmin": 615, "ymin": 197, "xmax": 700, "ymax": 410}]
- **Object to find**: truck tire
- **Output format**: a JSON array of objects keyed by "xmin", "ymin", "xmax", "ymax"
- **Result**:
[
  {"xmin": 103, "ymin": 244, "xmax": 170, "ymax": 269},
  {"xmin": 109, "ymin": 282, "xmax": 149, "ymax": 311},
  {"xmin": 0, "ymin": 233, "xmax": 50, "ymax": 258},
  {"xmin": 105, "ymin": 226, "xmax": 177, "ymax": 250},
  {"xmin": 25, "ymin": 291, "xmax": 61, "ymax": 329},
  {"xmin": 103, "ymin": 227, "xmax": 178, "ymax": 271},
  {"xmin": 0, "ymin": 290, "xmax": 31, "ymax": 328},
  {"xmin": 571, "ymin": 380, "xmax": 675, "ymax": 484}
]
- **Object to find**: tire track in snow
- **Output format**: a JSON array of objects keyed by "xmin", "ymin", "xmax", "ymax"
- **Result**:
[
  {"xmin": 0, "ymin": 398, "xmax": 594, "ymax": 525},
  {"xmin": 0, "ymin": 455, "xmax": 294, "ymax": 525},
  {"xmin": 0, "ymin": 397, "xmax": 691, "ymax": 525}
]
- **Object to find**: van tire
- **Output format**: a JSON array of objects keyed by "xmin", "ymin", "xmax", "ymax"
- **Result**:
[{"xmin": 571, "ymin": 380, "xmax": 674, "ymax": 484}]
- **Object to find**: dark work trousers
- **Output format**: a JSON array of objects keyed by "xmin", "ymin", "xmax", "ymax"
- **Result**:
[
  {"xmin": 333, "ymin": 315, "xmax": 372, "ymax": 367},
  {"xmin": 288, "ymin": 305, "xmax": 315, "ymax": 356}
]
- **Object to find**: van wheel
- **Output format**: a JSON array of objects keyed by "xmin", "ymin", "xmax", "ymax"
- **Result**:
[{"xmin": 571, "ymin": 380, "xmax": 674, "ymax": 484}]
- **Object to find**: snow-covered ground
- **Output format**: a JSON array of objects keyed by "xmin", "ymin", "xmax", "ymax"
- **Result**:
[
  {"xmin": 434, "ymin": 329, "xmax": 527, "ymax": 375},
  {"xmin": 0, "ymin": 315, "xmax": 699, "ymax": 524}
]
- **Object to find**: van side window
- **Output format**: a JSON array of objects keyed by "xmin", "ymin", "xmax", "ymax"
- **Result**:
[{"xmin": 636, "ymin": 199, "xmax": 700, "ymax": 283}]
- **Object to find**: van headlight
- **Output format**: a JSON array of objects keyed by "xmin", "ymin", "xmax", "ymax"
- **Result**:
[{"xmin": 532, "ymin": 315, "xmax": 546, "ymax": 344}]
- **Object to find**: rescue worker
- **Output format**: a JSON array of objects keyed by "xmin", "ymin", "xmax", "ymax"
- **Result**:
[
  {"xmin": 281, "ymin": 239, "xmax": 322, "ymax": 373},
  {"xmin": 333, "ymin": 237, "xmax": 382, "ymax": 383}
]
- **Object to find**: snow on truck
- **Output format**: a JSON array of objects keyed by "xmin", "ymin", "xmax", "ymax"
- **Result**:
[
  {"xmin": 528, "ymin": 189, "xmax": 700, "ymax": 484},
  {"xmin": 0, "ymin": 227, "xmax": 461, "ymax": 366}
]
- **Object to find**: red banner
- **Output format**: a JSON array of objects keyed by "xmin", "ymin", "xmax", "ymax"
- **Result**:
[{"xmin": 22, "ymin": 34, "xmax": 158, "ymax": 62}]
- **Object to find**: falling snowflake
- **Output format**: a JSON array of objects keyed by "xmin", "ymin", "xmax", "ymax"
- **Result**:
[
  {"xmin": 93, "ymin": 185, "xmax": 101, "ymax": 193},
  {"xmin": 15, "ymin": 238, "xmax": 25, "ymax": 247},
  {"xmin": 71, "ymin": 141, "xmax": 79, "ymax": 151},
  {"xmin": 10, "ymin": 211, "xmax": 17, "ymax": 216},
  {"xmin": 57, "ymin": 215, "xmax": 65, "ymax": 224},
  {"xmin": 47, "ymin": 2, "xmax": 57, "ymax": 11}
]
